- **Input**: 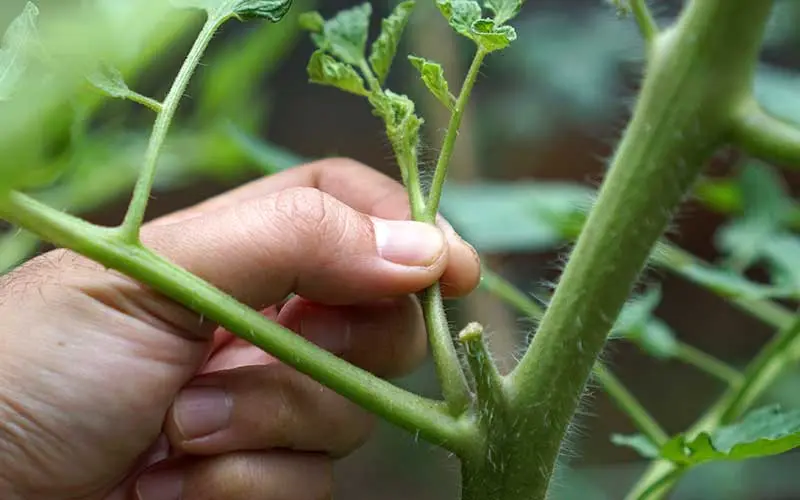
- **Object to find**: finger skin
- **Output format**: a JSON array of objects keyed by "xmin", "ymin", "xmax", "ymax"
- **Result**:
[
  {"xmin": 142, "ymin": 186, "xmax": 448, "ymax": 311},
  {"xmin": 135, "ymin": 452, "xmax": 332, "ymax": 500},
  {"xmin": 276, "ymin": 295, "xmax": 428, "ymax": 379},
  {"xmin": 164, "ymin": 364, "xmax": 374, "ymax": 458},
  {"xmin": 148, "ymin": 158, "xmax": 480, "ymax": 298}
]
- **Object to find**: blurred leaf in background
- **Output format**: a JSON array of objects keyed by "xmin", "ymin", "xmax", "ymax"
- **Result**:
[{"xmin": 0, "ymin": 0, "xmax": 309, "ymax": 273}]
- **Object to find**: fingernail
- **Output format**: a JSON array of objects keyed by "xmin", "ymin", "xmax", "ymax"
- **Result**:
[
  {"xmin": 436, "ymin": 215, "xmax": 478, "ymax": 254},
  {"xmin": 173, "ymin": 387, "xmax": 231, "ymax": 441},
  {"xmin": 373, "ymin": 218, "xmax": 445, "ymax": 267},
  {"xmin": 136, "ymin": 469, "xmax": 183, "ymax": 500},
  {"xmin": 299, "ymin": 310, "xmax": 352, "ymax": 354}
]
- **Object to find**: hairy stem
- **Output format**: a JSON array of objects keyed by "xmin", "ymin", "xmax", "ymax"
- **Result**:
[
  {"xmin": 0, "ymin": 190, "xmax": 477, "ymax": 456},
  {"xmin": 479, "ymin": 267, "xmax": 668, "ymax": 445},
  {"xmin": 458, "ymin": 322, "xmax": 504, "ymax": 414},
  {"xmin": 423, "ymin": 284, "xmax": 472, "ymax": 414},
  {"xmin": 127, "ymin": 91, "xmax": 164, "ymax": 113},
  {"xmin": 120, "ymin": 14, "xmax": 224, "ymax": 242},
  {"xmin": 594, "ymin": 364, "xmax": 668, "ymax": 445},
  {"xmin": 423, "ymin": 48, "xmax": 486, "ymax": 222},
  {"xmin": 504, "ymin": 0, "xmax": 772, "ymax": 497},
  {"xmin": 628, "ymin": 315, "xmax": 800, "ymax": 499}
]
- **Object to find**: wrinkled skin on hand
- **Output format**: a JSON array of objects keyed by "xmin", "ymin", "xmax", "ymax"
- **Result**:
[{"xmin": 0, "ymin": 159, "xmax": 480, "ymax": 500}]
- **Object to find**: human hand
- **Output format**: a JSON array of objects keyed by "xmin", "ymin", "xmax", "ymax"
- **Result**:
[{"xmin": 0, "ymin": 159, "xmax": 480, "ymax": 499}]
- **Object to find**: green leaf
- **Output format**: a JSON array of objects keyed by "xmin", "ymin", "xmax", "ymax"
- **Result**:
[
  {"xmin": 662, "ymin": 406, "xmax": 800, "ymax": 466},
  {"xmin": 436, "ymin": 0, "xmax": 517, "ymax": 51},
  {"xmin": 439, "ymin": 182, "xmax": 594, "ymax": 252},
  {"xmin": 370, "ymin": 89, "xmax": 424, "ymax": 154},
  {"xmin": 611, "ymin": 288, "xmax": 678, "ymax": 359},
  {"xmin": 171, "ymin": 0, "xmax": 293, "ymax": 22},
  {"xmin": 761, "ymin": 234, "xmax": 800, "ymax": 295},
  {"xmin": 224, "ymin": 123, "xmax": 303, "ymax": 175},
  {"xmin": 436, "ymin": 0, "xmax": 481, "ymax": 35},
  {"xmin": 471, "ymin": 18, "xmax": 517, "ymax": 51},
  {"xmin": 303, "ymin": 3, "xmax": 372, "ymax": 66},
  {"xmin": 86, "ymin": 62, "xmax": 130, "ymax": 99},
  {"xmin": 611, "ymin": 434, "xmax": 660, "ymax": 459},
  {"xmin": 368, "ymin": 1, "xmax": 415, "ymax": 85},
  {"xmin": 484, "ymin": 0, "xmax": 522, "ymax": 26},
  {"xmin": 0, "ymin": 2, "xmax": 40, "ymax": 101},
  {"xmin": 715, "ymin": 162, "xmax": 791, "ymax": 270},
  {"xmin": 408, "ymin": 55, "xmax": 455, "ymax": 110},
  {"xmin": 306, "ymin": 49, "xmax": 369, "ymax": 96}
]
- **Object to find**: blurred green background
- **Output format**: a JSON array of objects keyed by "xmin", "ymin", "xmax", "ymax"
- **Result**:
[{"xmin": 3, "ymin": 0, "xmax": 800, "ymax": 498}]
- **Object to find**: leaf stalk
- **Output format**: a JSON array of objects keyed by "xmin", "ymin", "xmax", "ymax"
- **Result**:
[{"xmin": 120, "ymin": 14, "xmax": 225, "ymax": 242}]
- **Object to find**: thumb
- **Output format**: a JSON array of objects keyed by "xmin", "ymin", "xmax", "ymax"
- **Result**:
[{"xmin": 141, "ymin": 186, "xmax": 450, "ymax": 315}]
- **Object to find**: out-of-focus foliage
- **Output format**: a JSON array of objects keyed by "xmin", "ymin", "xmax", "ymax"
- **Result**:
[
  {"xmin": 439, "ymin": 181, "xmax": 592, "ymax": 252},
  {"xmin": 0, "ymin": 0, "xmax": 310, "ymax": 273},
  {"xmin": 614, "ymin": 405, "xmax": 800, "ymax": 466}
]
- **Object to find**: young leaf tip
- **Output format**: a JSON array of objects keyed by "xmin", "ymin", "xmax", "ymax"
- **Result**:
[
  {"xmin": 368, "ymin": 0, "xmax": 416, "ymax": 85},
  {"xmin": 408, "ymin": 55, "xmax": 456, "ymax": 111},
  {"xmin": 306, "ymin": 49, "xmax": 369, "ymax": 96},
  {"xmin": 435, "ymin": 0, "xmax": 521, "ymax": 51},
  {"xmin": 170, "ymin": 0, "xmax": 293, "ymax": 22}
]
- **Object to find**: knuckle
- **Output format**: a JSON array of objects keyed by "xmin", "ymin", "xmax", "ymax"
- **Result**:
[{"xmin": 272, "ymin": 187, "xmax": 341, "ymax": 240}]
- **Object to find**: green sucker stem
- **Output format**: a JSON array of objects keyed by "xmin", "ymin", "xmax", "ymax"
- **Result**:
[{"xmin": 423, "ymin": 48, "xmax": 486, "ymax": 223}]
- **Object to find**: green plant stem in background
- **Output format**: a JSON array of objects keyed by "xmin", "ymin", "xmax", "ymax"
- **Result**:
[
  {"xmin": 0, "ymin": 189, "xmax": 478, "ymax": 456},
  {"xmin": 593, "ymin": 364, "xmax": 669, "ymax": 446},
  {"xmin": 423, "ymin": 48, "xmax": 486, "ymax": 223},
  {"xmin": 120, "ymin": 14, "xmax": 225, "ymax": 242},
  {"xmin": 654, "ymin": 243, "xmax": 793, "ymax": 329},
  {"xmin": 631, "ymin": 0, "xmax": 658, "ymax": 44},
  {"xmin": 675, "ymin": 342, "xmax": 744, "ymax": 386},
  {"xmin": 481, "ymin": 266, "xmax": 743, "ymax": 388},
  {"xmin": 479, "ymin": 266, "xmax": 544, "ymax": 320},
  {"xmin": 496, "ymin": 0, "xmax": 773, "ymax": 497},
  {"xmin": 628, "ymin": 315, "xmax": 800, "ymax": 499}
]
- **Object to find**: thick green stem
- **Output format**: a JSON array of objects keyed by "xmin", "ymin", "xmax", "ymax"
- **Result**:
[
  {"xmin": 423, "ymin": 48, "xmax": 486, "ymax": 223},
  {"xmin": 479, "ymin": 268, "xmax": 669, "ymax": 450},
  {"xmin": 0, "ymin": 190, "xmax": 476, "ymax": 456},
  {"xmin": 628, "ymin": 315, "xmax": 800, "ymax": 499},
  {"xmin": 499, "ymin": 0, "xmax": 772, "ymax": 497},
  {"xmin": 120, "ymin": 14, "xmax": 224, "ymax": 242}
]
